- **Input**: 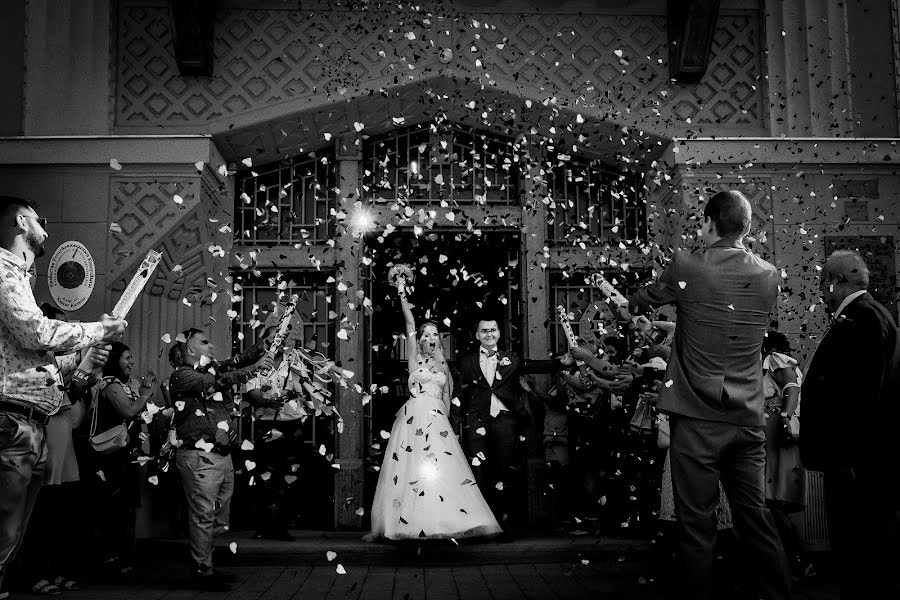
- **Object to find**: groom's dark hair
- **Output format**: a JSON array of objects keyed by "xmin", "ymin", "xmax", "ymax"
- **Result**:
[{"xmin": 474, "ymin": 315, "xmax": 500, "ymax": 331}]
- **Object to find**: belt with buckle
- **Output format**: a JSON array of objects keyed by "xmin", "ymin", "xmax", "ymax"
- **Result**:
[{"xmin": 0, "ymin": 401, "xmax": 51, "ymax": 426}]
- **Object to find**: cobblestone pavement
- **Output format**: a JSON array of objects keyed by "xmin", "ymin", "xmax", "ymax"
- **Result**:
[{"xmin": 11, "ymin": 532, "xmax": 841, "ymax": 599}]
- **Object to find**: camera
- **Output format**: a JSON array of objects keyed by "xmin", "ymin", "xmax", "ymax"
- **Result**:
[{"xmin": 648, "ymin": 327, "xmax": 667, "ymax": 345}]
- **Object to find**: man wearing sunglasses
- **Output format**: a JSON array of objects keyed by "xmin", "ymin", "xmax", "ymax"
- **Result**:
[
  {"xmin": 167, "ymin": 327, "xmax": 274, "ymax": 590},
  {"xmin": 0, "ymin": 196, "xmax": 128, "ymax": 600}
]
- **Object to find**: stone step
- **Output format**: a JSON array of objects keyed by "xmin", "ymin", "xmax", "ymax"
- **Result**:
[{"xmin": 137, "ymin": 531, "xmax": 652, "ymax": 568}]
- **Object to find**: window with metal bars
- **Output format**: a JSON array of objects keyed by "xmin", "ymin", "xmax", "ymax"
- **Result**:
[
  {"xmin": 230, "ymin": 269, "xmax": 336, "ymax": 450},
  {"xmin": 545, "ymin": 156, "xmax": 647, "ymax": 245},
  {"xmin": 234, "ymin": 150, "xmax": 337, "ymax": 245},
  {"xmin": 549, "ymin": 269, "xmax": 649, "ymax": 353},
  {"xmin": 362, "ymin": 122, "xmax": 521, "ymax": 203}
]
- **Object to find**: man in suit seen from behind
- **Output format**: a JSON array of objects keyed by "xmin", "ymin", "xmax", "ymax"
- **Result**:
[{"xmin": 626, "ymin": 190, "xmax": 791, "ymax": 600}]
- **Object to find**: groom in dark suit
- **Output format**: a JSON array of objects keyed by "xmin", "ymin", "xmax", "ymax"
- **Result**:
[
  {"xmin": 627, "ymin": 190, "xmax": 790, "ymax": 600},
  {"xmin": 801, "ymin": 250, "xmax": 900, "ymax": 598},
  {"xmin": 452, "ymin": 317, "xmax": 566, "ymax": 528}
]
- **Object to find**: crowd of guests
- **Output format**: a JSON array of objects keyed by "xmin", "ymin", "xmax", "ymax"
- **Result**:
[
  {"xmin": 521, "ymin": 314, "xmax": 817, "ymax": 582},
  {"xmin": 0, "ymin": 196, "xmax": 345, "ymax": 596},
  {"xmin": 1, "ymin": 189, "xmax": 898, "ymax": 600}
]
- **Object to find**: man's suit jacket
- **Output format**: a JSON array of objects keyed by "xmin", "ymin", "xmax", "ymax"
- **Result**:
[
  {"xmin": 800, "ymin": 292, "xmax": 900, "ymax": 473},
  {"xmin": 629, "ymin": 239, "xmax": 779, "ymax": 426},
  {"xmin": 452, "ymin": 350, "xmax": 559, "ymax": 431}
]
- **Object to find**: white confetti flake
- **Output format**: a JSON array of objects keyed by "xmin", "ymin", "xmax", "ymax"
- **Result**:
[
  {"xmin": 109, "ymin": 158, "xmax": 122, "ymax": 170},
  {"xmin": 336, "ymin": 564, "xmax": 346, "ymax": 575},
  {"xmin": 229, "ymin": 542, "xmax": 238, "ymax": 554},
  {"xmin": 326, "ymin": 551, "xmax": 337, "ymax": 562}
]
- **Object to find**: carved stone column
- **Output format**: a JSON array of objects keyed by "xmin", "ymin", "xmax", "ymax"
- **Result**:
[
  {"xmin": 521, "ymin": 135, "xmax": 550, "ymax": 362},
  {"xmin": 24, "ymin": 0, "xmax": 111, "ymax": 135},
  {"xmin": 765, "ymin": 0, "xmax": 852, "ymax": 136},
  {"xmin": 333, "ymin": 133, "xmax": 365, "ymax": 529},
  {"xmin": 519, "ymin": 135, "xmax": 553, "ymax": 524}
]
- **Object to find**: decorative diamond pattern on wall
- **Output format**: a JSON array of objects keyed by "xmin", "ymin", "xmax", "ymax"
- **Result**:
[
  {"xmin": 108, "ymin": 178, "xmax": 205, "ymax": 291},
  {"xmin": 115, "ymin": 7, "xmax": 765, "ymax": 132},
  {"xmin": 116, "ymin": 6, "xmax": 436, "ymax": 126}
]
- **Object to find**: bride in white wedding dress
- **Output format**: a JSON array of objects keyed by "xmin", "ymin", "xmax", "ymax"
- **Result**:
[{"xmin": 367, "ymin": 282, "xmax": 501, "ymax": 541}]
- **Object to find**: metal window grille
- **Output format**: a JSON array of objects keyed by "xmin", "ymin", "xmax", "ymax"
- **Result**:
[
  {"xmin": 234, "ymin": 151, "xmax": 337, "ymax": 245},
  {"xmin": 546, "ymin": 156, "xmax": 646, "ymax": 245},
  {"xmin": 362, "ymin": 122, "xmax": 521, "ymax": 203},
  {"xmin": 231, "ymin": 270, "xmax": 335, "ymax": 450}
]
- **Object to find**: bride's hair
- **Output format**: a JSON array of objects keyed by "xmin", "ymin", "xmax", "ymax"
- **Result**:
[
  {"xmin": 417, "ymin": 321, "xmax": 447, "ymax": 369},
  {"xmin": 417, "ymin": 321, "xmax": 439, "ymax": 337}
]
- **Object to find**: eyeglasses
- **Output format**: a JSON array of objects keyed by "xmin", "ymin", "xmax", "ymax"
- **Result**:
[{"xmin": 23, "ymin": 216, "xmax": 48, "ymax": 229}]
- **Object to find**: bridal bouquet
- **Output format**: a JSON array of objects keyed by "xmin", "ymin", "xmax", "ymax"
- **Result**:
[{"xmin": 387, "ymin": 263, "xmax": 414, "ymax": 290}]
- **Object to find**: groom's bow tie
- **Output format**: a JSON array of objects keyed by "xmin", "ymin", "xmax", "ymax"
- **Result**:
[{"xmin": 480, "ymin": 348, "xmax": 497, "ymax": 358}]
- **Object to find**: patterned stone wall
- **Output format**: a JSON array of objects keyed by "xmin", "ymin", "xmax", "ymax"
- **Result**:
[
  {"xmin": 108, "ymin": 169, "xmax": 234, "ymax": 377},
  {"xmin": 114, "ymin": 2, "xmax": 767, "ymax": 137}
]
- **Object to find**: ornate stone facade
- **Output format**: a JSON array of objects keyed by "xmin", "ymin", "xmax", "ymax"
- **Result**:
[
  {"xmin": 107, "ymin": 164, "xmax": 233, "ymax": 377},
  {"xmin": 114, "ymin": 3, "xmax": 766, "ymax": 138}
]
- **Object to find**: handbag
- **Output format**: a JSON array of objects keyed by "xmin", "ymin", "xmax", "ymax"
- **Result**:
[
  {"xmin": 629, "ymin": 394, "xmax": 656, "ymax": 434},
  {"xmin": 89, "ymin": 378, "xmax": 130, "ymax": 455},
  {"xmin": 656, "ymin": 414, "xmax": 671, "ymax": 449}
]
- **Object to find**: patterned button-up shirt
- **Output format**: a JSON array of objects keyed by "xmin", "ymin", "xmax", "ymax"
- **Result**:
[{"xmin": 0, "ymin": 247, "xmax": 105, "ymax": 414}]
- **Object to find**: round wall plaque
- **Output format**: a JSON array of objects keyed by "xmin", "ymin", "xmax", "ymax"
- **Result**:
[{"xmin": 48, "ymin": 241, "xmax": 95, "ymax": 311}]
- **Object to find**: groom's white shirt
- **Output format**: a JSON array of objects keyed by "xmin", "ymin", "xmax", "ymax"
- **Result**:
[{"xmin": 479, "ymin": 346, "xmax": 509, "ymax": 418}]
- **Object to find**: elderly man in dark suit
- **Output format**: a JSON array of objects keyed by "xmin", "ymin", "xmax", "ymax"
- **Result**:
[
  {"xmin": 801, "ymin": 250, "xmax": 900, "ymax": 598},
  {"xmin": 627, "ymin": 190, "xmax": 791, "ymax": 600}
]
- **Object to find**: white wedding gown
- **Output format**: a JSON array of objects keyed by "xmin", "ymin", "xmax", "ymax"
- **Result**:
[{"xmin": 369, "ymin": 366, "xmax": 502, "ymax": 540}]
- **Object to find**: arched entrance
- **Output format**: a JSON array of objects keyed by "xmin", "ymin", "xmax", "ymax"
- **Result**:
[{"xmin": 221, "ymin": 81, "xmax": 666, "ymax": 529}]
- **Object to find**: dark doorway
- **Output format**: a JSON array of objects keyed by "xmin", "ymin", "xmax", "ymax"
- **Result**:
[{"xmin": 361, "ymin": 229, "xmax": 523, "ymax": 527}]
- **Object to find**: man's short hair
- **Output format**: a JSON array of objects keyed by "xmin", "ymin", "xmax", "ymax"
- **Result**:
[
  {"xmin": 703, "ymin": 190, "xmax": 752, "ymax": 238},
  {"xmin": 824, "ymin": 250, "xmax": 870, "ymax": 290},
  {"xmin": 475, "ymin": 316, "xmax": 499, "ymax": 331},
  {"xmin": 0, "ymin": 196, "xmax": 35, "ymax": 226},
  {"xmin": 168, "ymin": 327, "xmax": 203, "ymax": 368}
]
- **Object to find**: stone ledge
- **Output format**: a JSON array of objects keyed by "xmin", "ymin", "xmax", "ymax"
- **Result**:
[
  {"xmin": 0, "ymin": 135, "xmax": 224, "ymax": 167},
  {"xmin": 669, "ymin": 137, "xmax": 900, "ymax": 166}
]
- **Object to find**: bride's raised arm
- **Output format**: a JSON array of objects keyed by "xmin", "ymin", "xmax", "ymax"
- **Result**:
[{"xmin": 399, "ymin": 285, "xmax": 419, "ymax": 370}]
